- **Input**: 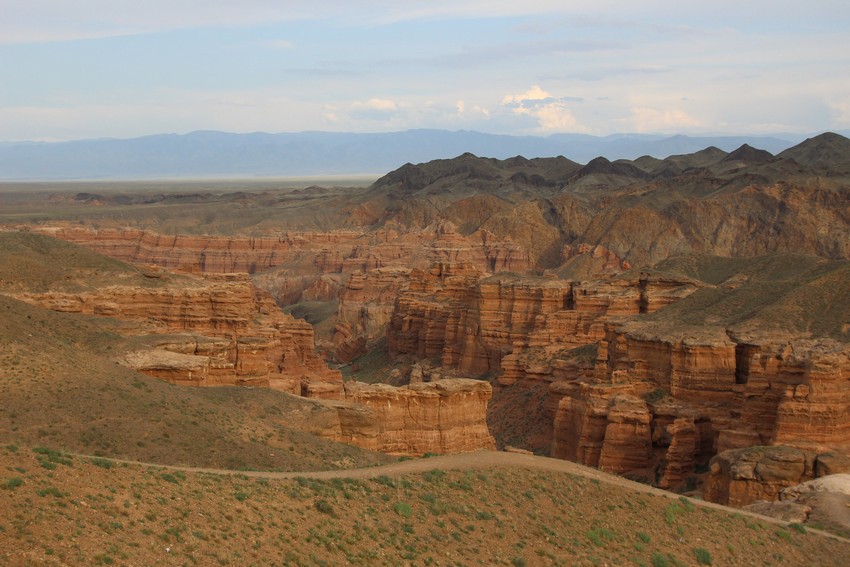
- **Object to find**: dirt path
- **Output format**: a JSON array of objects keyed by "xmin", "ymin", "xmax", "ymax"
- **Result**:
[{"xmin": 85, "ymin": 450, "xmax": 850, "ymax": 544}]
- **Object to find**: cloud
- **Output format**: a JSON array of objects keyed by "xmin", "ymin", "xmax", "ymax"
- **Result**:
[
  {"xmin": 349, "ymin": 98, "xmax": 400, "ymax": 120},
  {"xmin": 630, "ymin": 107, "xmax": 703, "ymax": 133},
  {"xmin": 501, "ymin": 85, "xmax": 553, "ymax": 105},
  {"xmin": 499, "ymin": 86, "xmax": 585, "ymax": 133}
]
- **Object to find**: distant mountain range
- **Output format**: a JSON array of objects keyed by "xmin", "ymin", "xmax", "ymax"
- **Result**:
[{"xmin": 2, "ymin": 129, "xmax": 849, "ymax": 181}]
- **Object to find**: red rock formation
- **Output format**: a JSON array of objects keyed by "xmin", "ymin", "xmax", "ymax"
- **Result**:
[
  {"xmin": 657, "ymin": 418, "xmax": 700, "ymax": 489},
  {"xmin": 550, "ymin": 382, "xmax": 652, "ymax": 474},
  {"xmin": 564, "ymin": 322, "xmax": 850, "ymax": 491},
  {"xmin": 336, "ymin": 379, "xmax": 496, "ymax": 455},
  {"xmin": 13, "ymin": 273, "xmax": 343, "ymax": 396},
  {"xmin": 333, "ymin": 267, "xmax": 412, "ymax": 362},
  {"xmin": 32, "ymin": 226, "xmax": 363, "ymax": 274},
  {"xmin": 704, "ymin": 446, "xmax": 816, "ymax": 506},
  {"xmin": 389, "ymin": 270, "xmax": 698, "ymax": 380},
  {"xmin": 276, "ymin": 378, "xmax": 496, "ymax": 456},
  {"xmin": 33, "ymin": 221, "xmax": 529, "ymax": 279}
]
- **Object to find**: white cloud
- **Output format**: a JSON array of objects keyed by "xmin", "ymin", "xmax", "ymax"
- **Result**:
[
  {"xmin": 352, "ymin": 98, "xmax": 398, "ymax": 112},
  {"xmin": 630, "ymin": 107, "xmax": 703, "ymax": 133},
  {"xmin": 348, "ymin": 98, "xmax": 401, "ymax": 121},
  {"xmin": 499, "ymin": 85, "xmax": 585, "ymax": 133},
  {"xmin": 501, "ymin": 85, "xmax": 553, "ymax": 105}
]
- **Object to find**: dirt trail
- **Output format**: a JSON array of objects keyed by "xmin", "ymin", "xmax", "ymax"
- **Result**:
[{"xmin": 82, "ymin": 449, "xmax": 850, "ymax": 544}]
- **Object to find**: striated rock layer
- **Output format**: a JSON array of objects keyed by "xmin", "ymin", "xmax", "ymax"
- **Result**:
[
  {"xmin": 279, "ymin": 379, "xmax": 496, "ymax": 456},
  {"xmin": 13, "ymin": 273, "xmax": 343, "ymax": 396},
  {"xmin": 389, "ymin": 269, "xmax": 696, "ymax": 380},
  {"xmin": 30, "ymin": 226, "xmax": 364, "ymax": 274},
  {"xmin": 551, "ymin": 322, "xmax": 850, "ymax": 494},
  {"xmin": 339, "ymin": 379, "xmax": 496, "ymax": 455},
  {"xmin": 31, "ymin": 222, "xmax": 530, "ymax": 296}
]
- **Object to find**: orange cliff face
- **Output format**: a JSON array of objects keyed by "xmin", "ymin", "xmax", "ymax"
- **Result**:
[
  {"xmin": 12, "ymin": 273, "xmax": 343, "ymax": 397},
  {"xmin": 388, "ymin": 269, "xmax": 696, "ymax": 380},
  {"xmin": 30, "ymin": 226, "xmax": 364, "ymax": 275},
  {"xmin": 552, "ymin": 322, "xmax": 850, "ymax": 495},
  {"xmin": 31, "ymin": 221, "xmax": 530, "ymax": 282},
  {"xmin": 277, "ymin": 379, "xmax": 496, "ymax": 456},
  {"xmin": 339, "ymin": 379, "xmax": 496, "ymax": 455},
  {"xmin": 31, "ymin": 224, "xmax": 533, "ymax": 355}
]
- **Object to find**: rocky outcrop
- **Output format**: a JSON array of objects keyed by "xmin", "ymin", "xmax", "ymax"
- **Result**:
[
  {"xmin": 291, "ymin": 379, "xmax": 496, "ymax": 456},
  {"xmin": 13, "ymin": 273, "xmax": 343, "ymax": 396},
  {"xmin": 706, "ymin": 447, "xmax": 850, "ymax": 507},
  {"xmin": 542, "ymin": 322, "xmax": 850, "ymax": 492},
  {"xmin": 705, "ymin": 446, "xmax": 816, "ymax": 506},
  {"xmin": 389, "ymin": 270, "xmax": 699, "ymax": 379},
  {"xmin": 31, "ymin": 226, "xmax": 363, "ymax": 274},
  {"xmin": 549, "ymin": 383, "xmax": 652, "ymax": 475},
  {"xmin": 341, "ymin": 379, "xmax": 496, "ymax": 455}
]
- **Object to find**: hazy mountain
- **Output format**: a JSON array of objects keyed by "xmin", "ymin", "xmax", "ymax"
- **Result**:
[{"xmin": 0, "ymin": 128, "xmax": 841, "ymax": 181}]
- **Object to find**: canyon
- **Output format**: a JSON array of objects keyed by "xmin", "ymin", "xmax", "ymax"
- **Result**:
[{"xmin": 2, "ymin": 132, "xmax": 850, "ymax": 506}]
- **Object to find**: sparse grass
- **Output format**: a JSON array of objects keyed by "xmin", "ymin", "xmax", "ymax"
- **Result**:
[{"xmin": 0, "ymin": 446, "xmax": 848, "ymax": 566}]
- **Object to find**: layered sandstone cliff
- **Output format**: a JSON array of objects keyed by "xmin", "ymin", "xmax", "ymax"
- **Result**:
[
  {"xmin": 31, "ymin": 226, "xmax": 363, "ymax": 274},
  {"xmin": 550, "ymin": 321, "xmax": 850, "ymax": 492},
  {"xmin": 704, "ymin": 446, "xmax": 817, "ymax": 506},
  {"xmin": 12, "ymin": 273, "xmax": 343, "ymax": 396},
  {"xmin": 339, "ymin": 379, "xmax": 496, "ymax": 455},
  {"xmin": 278, "ymin": 379, "xmax": 495, "ymax": 456},
  {"xmin": 389, "ymin": 269, "xmax": 698, "ymax": 380}
]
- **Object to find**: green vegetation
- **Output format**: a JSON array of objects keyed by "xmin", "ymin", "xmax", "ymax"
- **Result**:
[
  {"xmin": 695, "ymin": 547, "xmax": 713, "ymax": 565},
  {"xmin": 3, "ymin": 477, "xmax": 23, "ymax": 490}
]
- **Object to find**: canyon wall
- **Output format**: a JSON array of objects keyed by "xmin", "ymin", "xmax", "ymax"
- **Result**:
[
  {"xmin": 552, "ymin": 322, "xmax": 850, "ymax": 493},
  {"xmin": 388, "ymin": 269, "xmax": 697, "ymax": 380},
  {"xmin": 13, "ymin": 273, "xmax": 343, "ymax": 396},
  {"xmin": 280, "ymin": 379, "xmax": 495, "ymax": 456},
  {"xmin": 31, "ymin": 226, "xmax": 363, "ymax": 274},
  {"xmin": 338, "ymin": 379, "xmax": 496, "ymax": 455}
]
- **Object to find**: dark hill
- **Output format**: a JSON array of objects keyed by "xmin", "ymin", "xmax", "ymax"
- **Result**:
[
  {"xmin": 778, "ymin": 132, "xmax": 850, "ymax": 173},
  {"xmin": 574, "ymin": 156, "xmax": 649, "ymax": 180},
  {"xmin": 720, "ymin": 143, "xmax": 775, "ymax": 165}
]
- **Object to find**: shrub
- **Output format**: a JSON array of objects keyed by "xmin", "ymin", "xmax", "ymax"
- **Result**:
[
  {"xmin": 586, "ymin": 527, "xmax": 615, "ymax": 547},
  {"xmin": 694, "ymin": 547, "xmax": 713, "ymax": 565},
  {"xmin": 160, "ymin": 473, "xmax": 180, "ymax": 484},
  {"xmin": 3, "ymin": 477, "xmax": 23, "ymax": 490},
  {"xmin": 394, "ymin": 502, "xmax": 413, "ymax": 518},
  {"xmin": 651, "ymin": 552, "xmax": 669, "ymax": 567},
  {"xmin": 314, "ymin": 499, "xmax": 335, "ymax": 516},
  {"xmin": 91, "ymin": 457, "xmax": 113, "ymax": 469},
  {"xmin": 789, "ymin": 522, "xmax": 807, "ymax": 534}
]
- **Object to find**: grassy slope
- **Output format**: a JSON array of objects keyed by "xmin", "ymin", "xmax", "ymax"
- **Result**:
[
  {"xmin": 1, "ymin": 445, "xmax": 847, "ymax": 566},
  {"xmin": 0, "ymin": 232, "xmax": 392, "ymax": 471},
  {"xmin": 644, "ymin": 254, "xmax": 850, "ymax": 339},
  {"xmin": 0, "ymin": 294, "xmax": 391, "ymax": 472},
  {"xmin": 0, "ymin": 231, "xmax": 185, "ymax": 293}
]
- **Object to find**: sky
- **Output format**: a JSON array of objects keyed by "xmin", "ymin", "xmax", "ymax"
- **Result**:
[{"xmin": 1, "ymin": 0, "xmax": 849, "ymax": 141}]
